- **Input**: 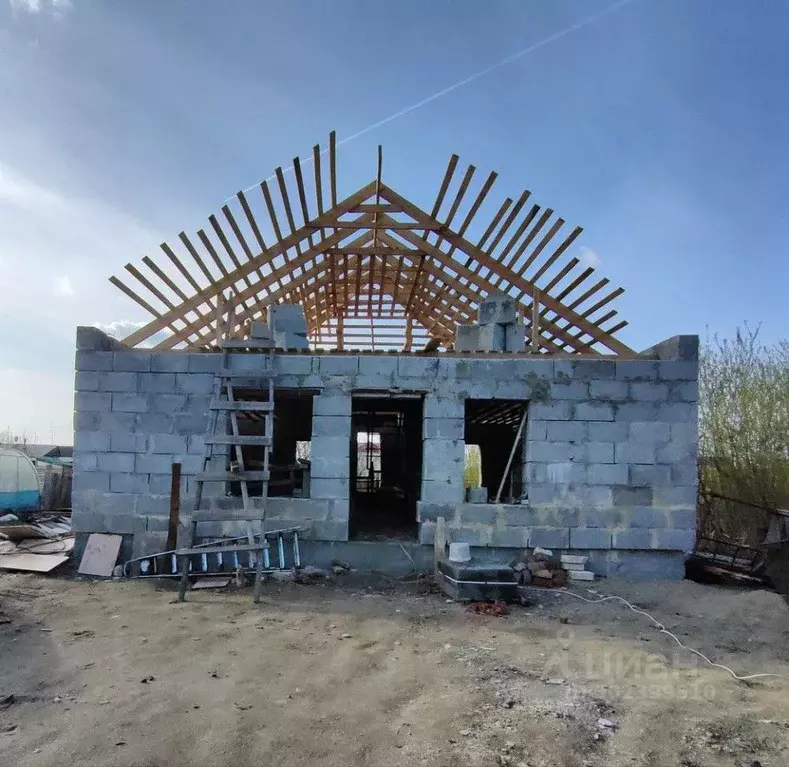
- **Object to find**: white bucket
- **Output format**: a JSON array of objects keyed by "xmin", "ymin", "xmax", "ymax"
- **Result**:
[{"xmin": 448, "ymin": 542, "xmax": 471, "ymax": 563}]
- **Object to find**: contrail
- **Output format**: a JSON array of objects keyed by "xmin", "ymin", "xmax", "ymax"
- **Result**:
[{"xmin": 228, "ymin": 0, "xmax": 638, "ymax": 201}]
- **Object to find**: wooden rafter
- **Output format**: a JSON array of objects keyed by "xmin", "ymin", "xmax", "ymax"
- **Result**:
[{"xmin": 111, "ymin": 132, "xmax": 635, "ymax": 356}]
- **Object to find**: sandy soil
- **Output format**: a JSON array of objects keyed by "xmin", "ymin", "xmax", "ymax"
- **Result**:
[{"xmin": 1, "ymin": 571, "xmax": 789, "ymax": 767}]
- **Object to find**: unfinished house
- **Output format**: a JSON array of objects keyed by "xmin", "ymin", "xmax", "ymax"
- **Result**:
[{"xmin": 72, "ymin": 133, "xmax": 698, "ymax": 578}]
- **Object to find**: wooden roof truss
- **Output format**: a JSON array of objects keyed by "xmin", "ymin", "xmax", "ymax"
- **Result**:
[{"xmin": 113, "ymin": 132, "xmax": 634, "ymax": 356}]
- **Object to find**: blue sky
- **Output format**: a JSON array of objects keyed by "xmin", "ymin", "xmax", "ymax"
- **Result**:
[{"xmin": 0, "ymin": 0, "xmax": 787, "ymax": 443}]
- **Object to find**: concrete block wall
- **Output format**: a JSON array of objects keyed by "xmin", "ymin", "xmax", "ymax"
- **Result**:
[{"xmin": 72, "ymin": 328, "xmax": 699, "ymax": 578}]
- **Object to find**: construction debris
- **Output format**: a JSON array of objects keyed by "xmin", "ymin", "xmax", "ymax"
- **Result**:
[
  {"xmin": 0, "ymin": 513, "xmax": 73, "ymax": 572},
  {"xmin": 513, "ymin": 547, "xmax": 593, "ymax": 587}
]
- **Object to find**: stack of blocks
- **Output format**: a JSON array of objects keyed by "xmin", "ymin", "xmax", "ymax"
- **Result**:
[
  {"xmin": 266, "ymin": 304, "xmax": 310, "ymax": 350},
  {"xmin": 455, "ymin": 292, "xmax": 526, "ymax": 353}
]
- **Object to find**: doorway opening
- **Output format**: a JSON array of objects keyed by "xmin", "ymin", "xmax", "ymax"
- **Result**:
[
  {"xmin": 350, "ymin": 395, "xmax": 423, "ymax": 540},
  {"xmin": 464, "ymin": 399, "xmax": 528, "ymax": 503}
]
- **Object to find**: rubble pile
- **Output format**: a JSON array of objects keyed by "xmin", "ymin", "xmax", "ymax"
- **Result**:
[{"xmin": 513, "ymin": 547, "xmax": 595, "ymax": 587}]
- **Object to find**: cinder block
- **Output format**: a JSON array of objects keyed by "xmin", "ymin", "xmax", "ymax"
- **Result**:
[
  {"xmin": 630, "ymin": 382, "xmax": 669, "ymax": 401},
  {"xmin": 614, "ymin": 403, "xmax": 659, "ymax": 422},
  {"xmin": 612, "ymin": 528, "xmax": 652, "ymax": 549},
  {"xmin": 188, "ymin": 354, "xmax": 222, "ymax": 373},
  {"xmin": 525, "ymin": 484, "xmax": 560, "ymax": 504},
  {"xmin": 529, "ymin": 527, "xmax": 570, "ymax": 549},
  {"xmin": 455, "ymin": 324, "xmax": 480, "ymax": 352},
  {"xmin": 449, "ymin": 527, "xmax": 491, "ymax": 546},
  {"xmin": 135, "ymin": 413, "xmax": 174, "ymax": 433},
  {"xmin": 417, "ymin": 502, "xmax": 456, "ymax": 523},
  {"xmin": 266, "ymin": 498, "xmax": 329, "ymax": 521},
  {"xmin": 75, "ymin": 370, "xmax": 99, "ymax": 392},
  {"xmin": 629, "ymin": 507, "xmax": 668, "ymax": 529},
  {"xmin": 138, "ymin": 373, "xmax": 176, "ymax": 393},
  {"xmin": 613, "ymin": 486, "xmax": 653, "ymax": 506},
  {"xmin": 226, "ymin": 354, "xmax": 269, "ymax": 374},
  {"xmin": 615, "ymin": 442, "xmax": 655, "ymax": 464},
  {"xmin": 421, "ymin": 478, "xmax": 464, "ymax": 503},
  {"xmin": 135, "ymin": 495, "xmax": 172, "ymax": 516},
  {"xmin": 476, "ymin": 322, "xmax": 506, "ymax": 352},
  {"xmin": 491, "ymin": 527, "xmax": 530, "ymax": 547},
  {"xmin": 310, "ymin": 477, "xmax": 349, "ymax": 499},
  {"xmin": 423, "ymin": 394, "xmax": 463, "ymax": 419},
  {"xmin": 150, "ymin": 353, "xmax": 189, "ymax": 373},
  {"xmin": 572, "ymin": 360, "xmax": 616, "ymax": 380},
  {"xmin": 98, "ymin": 371, "xmax": 138, "ymax": 392},
  {"xmin": 148, "ymin": 472, "xmax": 186, "ymax": 496},
  {"xmin": 458, "ymin": 504, "xmax": 497, "ymax": 524},
  {"xmin": 112, "ymin": 394, "xmax": 148, "ymax": 413},
  {"xmin": 97, "ymin": 411, "xmax": 137, "ymax": 433},
  {"xmin": 529, "ymin": 402, "xmax": 572, "ymax": 421},
  {"xmin": 574, "ymin": 403, "xmax": 614, "ymax": 421},
  {"xmin": 135, "ymin": 453, "xmax": 176, "ymax": 475},
  {"xmin": 653, "ymin": 485, "xmax": 698, "ymax": 507},
  {"xmin": 276, "ymin": 355, "xmax": 315, "ymax": 376},
  {"xmin": 97, "ymin": 453, "xmax": 135, "ymax": 473},
  {"xmin": 478, "ymin": 292, "xmax": 518, "ymax": 325},
  {"xmin": 313, "ymin": 393, "xmax": 352, "ymax": 417},
  {"xmin": 249, "ymin": 321, "xmax": 272, "ymax": 339},
  {"xmin": 175, "ymin": 373, "xmax": 215, "ymax": 395},
  {"xmin": 545, "ymin": 462, "xmax": 585, "ymax": 484},
  {"xmin": 312, "ymin": 415, "xmax": 351, "ymax": 438},
  {"xmin": 99, "ymin": 513, "xmax": 146, "ymax": 535},
  {"xmin": 310, "ymin": 435, "xmax": 350, "ymax": 461},
  {"xmin": 588, "ymin": 422, "xmax": 629, "ymax": 442},
  {"xmin": 75, "ymin": 350, "xmax": 113, "ymax": 371},
  {"xmin": 150, "ymin": 394, "xmax": 189, "ymax": 415},
  {"xmin": 629, "ymin": 422, "xmax": 671, "ymax": 443},
  {"xmin": 669, "ymin": 382, "xmax": 699, "ymax": 402},
  {"xmin": 70, "ymin": 509, "xmax": 102, "ymax": 532},
  {"xmin": 666, "ymin": 508, "xmax": 696, "ymax": 529},
  {"xmin": 172, "ymin": 413, "xmax": 208, "ymax": 436},
  {"xmin": 587, "ymin": 441, "xmax": 614, "ymax": 464},
  {"xmin": 73, "ymin": 412, "xmax": 99, "ymax": 431},
  {"xmin": 109, "ymin": 473, "xmax": 150, "ymax": 494},
  {"xmin": 113, "ymin": 351, "xmax": 151, "ymax": 372},
  {"xmin": 269, "ymin": 304, "xmax": 309, "ymax": 334},
  {"xmin": 587, "ymin": 463, "xmax": 628, "ymax": 485},
  {"xmin": 588, "ymin": 380, "xmax": 629, "ymax": 401},
  {"xmin": 398, "ymin": 357, "xmax": 439, "ymax": 378},
  {"xmin": 74, "ymin": 432, "xmax": 110, "ymax": 452},
  {"xmin": 149, "ymin": 433, "xmax": 188, "ymax": 455},
  {"xmin": 657, "ymin": 361, "xmax": 697, "ymax": 381},
  {"xmin": 424, "ymin": 418, "xmax": 464, "ymax": 439},
  {"xmin": 187, "ymin": 435, "xmax": 206, "ymax": 455},
  {"xmin": 177, "ymin": 455, "xmax": 203, "ymax": 475},
  {"xmin": 72, "ymin": 470, "xmax": 109, "ymax": 492},
  {"xmin": 546, "ymin": 421, "xmax": 586, "ymax": 442},
  {"xmin": 418, "ymin": 522, "xmax": 436, "ymax": 545},
  {"xmin": 505, "ymin": 322, "xmax": 526, "ymax": 352},
  {"xmin": 569, "ymin": 528, "xmax": 611, "ymax": 550},
  {"xmin": 73, "ymin": 452, "xmax": 98, "ymax": 475},
  {"xmin": 526, "ymin": 440, "xmax": 574, "ymax": 463},
  {"xmin": 671, "ymin": 460, "xmax": 698, "ymax": 484},
  {"xmin": 551, "ymin": 381, "xmax": 589, "ymax": 401},
  {"xmin": 656, "ymin": 403, "xmax": 697, "ymax": 422},
  {"xmin": 328, "ymin": 499, "xmax": 350, "ymax": 520},
  {"xmin": 319, "ymin": 356, "xmax": 359, "ymax": 375},
  {"xmin": 615, "ymin": 361, "xmax": 658, "ymax": 381},
  {"xmin": 579, "ymin": 508, "xmax": 625, "ymax": 528},
  {"xmin": 652, "ymin": 528, "xmax": 695, "ymax": 551},
  {"xmin": 629, "ymin": 464, "xmax": 671, "ymax": 486},
  {"xmin": 311, "ymin": 451, "xmax": 349, "ymax": 479},
  {"xmin": 312, "ymin": 520, "xmax": 349, "ymax": 542}
]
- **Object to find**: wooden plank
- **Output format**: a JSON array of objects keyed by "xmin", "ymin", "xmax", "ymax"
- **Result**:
[
  {"xmin": 195, "ymin": 471, "xmax": 271, "ymax": 482},
  {"xmin": 0, "ymin": 553, "xmax": 69, "ymax": 572},
  {"xmin": 78, "ymin": 534, "xmax": 123, "ymax": 577},
  {"xmin": 209, "ymin": 401, "xmax": 274, "ymax": 412},
  {"xmin": 167, "ymin": 462, "xmax": 181, "ymax": 551},
  {"xmin": 329, "ymin": 129, "xmax": 337, "ymax": 208},
  {"xmin": 192, "ymin": 577, "xmax": 232, "ymax": 590},
  {"xmin": 205, "ymin": 435, "xmax": 273, "ymax": 447},
  {"xmin": 237, "ymin": 189, "xmax": 267, "ymax": 251}
]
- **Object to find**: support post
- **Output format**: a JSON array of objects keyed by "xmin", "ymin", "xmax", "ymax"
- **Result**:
[
  {"xmin": 530, "ymin": 288, "xmax": 540, "ymax": 353},
  {"xmin": 494, "ymin": 407, "xmax": 528, "ymax": 504},
  {"xmin": 167, "ymin": 462, "xmax": 182, "ymax": 551}
]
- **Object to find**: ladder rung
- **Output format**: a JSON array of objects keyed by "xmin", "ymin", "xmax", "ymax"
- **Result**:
[
  {"xmin": 217, "ymin": 368, "xmax": 274, "ymax": 378},
  {"xmin": 209, "ymin": 401, "xmax": 274, "ymax": 412},
  {"xmin": 205, "ymin": 435, "xmax": 273, "ymax": 447},
  {"xmin": 195, "ymin": 471, "xmax": 270, "ymax": 482},
  {"xmin": 219, "ymin": 339, "xmax": 275, "ymax": 350}
]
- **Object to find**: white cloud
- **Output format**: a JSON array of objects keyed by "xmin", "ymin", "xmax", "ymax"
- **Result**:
[
  {"xmin": 8, "ymin": 0, "xmax": 71, "ymax": 14},
  {"xmin": 579, "ymin": 245, "xmax": 601, "ymax": 269},
  {"xmin": 54, "ymin": 275, "xmax": 74, "ymax": 295}
]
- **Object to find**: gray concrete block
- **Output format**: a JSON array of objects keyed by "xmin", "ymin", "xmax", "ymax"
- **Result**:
[
  {"xmin": 526, "ymin": 420, "xmax": 548, "ymax": 441},
  {"xmin": 671, "ymin": 422, "xmax": 698, "ymax": 443},
  {"xmin": 613, "ymin": 402, "xmax": 659, "ymax": 422},
  {"xmin": 423, "ymin": 438, "xmax": 464, "ymax": 468},
  {"xmin": 657, "ymin": 361, "xmax": 698, "ymax": 381},
  {"xmin": 629, "ymin": 507, "xmax": 668, "ymax": 529},
  {"xmin": 546, "ymin": 421, "xmax": 587, "ymax": 442},
  {"xmin": 75, "ymin": 350, "xmax": 114, "ymax": 371},
  {"xmin": 134, "ymin": 413, "xmax": 173, "ymax": 433},
  {"xmin": 613, "ymin": 486, "xmax": 653, "ymax": 506},
  {"xmin": 574, "ymin": 402, "xmax": 614, "ymax": 421},
  {"xmin": 276, "ymin": 355, "xmax": 315, "ymax": 376},
  {"xmin": 311, "ymin": 451, "xmax": 350, "ymax": 479},
  {"xmin": 505, "ymin": 322, "xmax": 526, "ymax": 352},
  {"xmin": 188, "ymin": 353, "xmax": 222, "ymax": 373},
  {"xmin": 630, "ymin": 382, "xmax": 669, "ymax": 401},
  {"xmin": 74, "ymin": 432, "xmax": 110, "ymax": 452},
  {"xmin": 579, "ymin": 508, "xmax": 626, "ymax": 528},
  {"xmin": 656, "ymin": 402, "xmax": 697, "ymax": 422},
  {"xmin": 550, "ymin": 381, "xmax": 589, "ymax": 401},
  {"xmin": 269, "ymin": 304, "xmax": 309, "ymax": 333},
  {"xmin": 74, "ymin": 391, "xmax": 112, "ymax": 413},
  {"xmin": 98, "ymin": 371, "xmax": 138, "ymax": 393},
  {"xmin": 150, "ymin": 394, "xmax": 189, "ymax": 415},
  {"xmin": 310, "ymin": 435, "xmax": 350, "ymax": 461},
  {"xmin": 187, "ymin": 395, "xmax": 212, "ymax": 414},
  {"xmin": 416, "ymin": 502, "xmax": 455, "ymax": 523},
  {"xmin": 312, "ymin": 520, "xmax": 349, "ymax": 542},
  {"xmin": 313, "ymin": 393, "xmax": 352, "ymax": 417},
  {"xmin": 588, "ymin": 421, "xmax": 629, "ymax": 442},
  {"xmin": 491, "ymin": 527, "xmax": 530, "ymax": 548},
  {"xmin": 310, "ymin": 477, "xmax": 349, "ymax": 499},
  {"xmin": 572, "ymin": 360, "xmax": 616, "ymax": 380},
  {"xmin": 110, "ymin": 472, "xmax": 150, "ymax": 494},
  {"xmin": 319, "ymin": 356, "xmax": 359, "ymax": 375},
  {"xmin": 668, "ymin": 381, "xmax": 699, "ymax": 402},
  {"xmin": 149, "ymin": 433, "xmax": 188, "ymax": 454},
  {"xmin": 466, "ymin": 487, "xmax": 488, "ymax": 503},
  {"xmin": 311, "ymin": 415, "xmax": 351, "ymax": 438},
  {"xmin": 112, "ymin": 393, "xmax": 148, "ymax": 413},
  {"xmin": 398, "ymin": 357, "xmax": 439, "ymax": 378},
  {"xmin": 454, "ymin": 324, "xmax": 480, "ymax": 352},
  {"xmin": 72, "ymin": 470, "xmax": 109, "ymax": 492},
  {"xmin": 587, "ymin": 441, "xmax": 614, "ymax": 464},
  {"xmin": 629, "ymin": 421, "xmax": 671, "ymax": 443},
  {"xmin": 77, "ymin": 326, "xmax": 128, "ymax": 351},
  {"xmin": 97, "ymin": 411, "xmax": 138, "ymax": 433},
  {"xmin": 600, "ymin": 551, "xmax": 686, "ymax": 580},
  {"xmin": 97, "ymin": 453, "xmax": 135, "ymax": 473},
  {"xmin": 172, "ymin": 413, "xmax": 208, "ymax": 436},
  {"xmin": 671, "ymin": 460, "xmax": 698, "ymax": 485},
  {"xmin": 524, "ymin": 484, "xmax": 559, "ymax": 504},
  {"xmin": 226, "ymin": 354, "xmax": 270, "ymax": 374},
  {"xmin": 569, "ymin": 528, "xmax": 611, "ymax": 550},
  {"xmin": 477, "ymin": 322, "xmax": 507, "ymax": 352},
  {"xmin": 136, "ymin": 453, "xmax": 176, "ymax": 475},
  {"xmin": 418, "ymin": 522, "xmax": 436, "ymax": 545},
  {"xmin": 175, "ymin": 373, "xmax": 215, "ymax": 395},
  {"xmin": 529, "ymin": 402, "xmax": 572, "ymax": 421},
  {"xmin": 327, "ymin": 499, "xmax": 349, "ymax": 521},
  {"xmin": 588, "ymin": 379, "xmax": 629, "ymax": 401},
  {"xmin": 500, "ymin": 507, "xmax": 536, "ymax": 526},
  {"xmin": 615, "ymin": 361, "xmax": 658, "ymax": 381},
  {"xmin": 612, "ymin": 528, "xmax": 652, "ymax": 549},
  {"xmin": 421, "ymin": 478, "xmax": 463, "ymax": 503},
  {"xmin": 135, "ymin": 495, "xmax": 171, "ymax": 517},
  {"xmin": 478, "ymin": 292, "xmax": 518, "ymax": 325},
  {"xmin": 148, "ymin": 473, "xmax": 186, "ymax": 496},
  {"xmin": 178, "ymin": 455, "xmax": 203, "ymax": 475},
  {"xmin": 113, "ymin": 351, "xmax": 151, "ymax": 372},
  {"xmin": 653, "ymin": 485, "xmax": 698, "ymax": 507},
  {"xmin": 424, "ymin": 418, "xmax": 464, "ymax": 439},
  {"xmin": 615, "ymin": 441, "xmax": 655, "ymax": 464},
  {"xmin": 543, "ymin": 461, "xmax": 585, "ymax": 485},
  {"xmin": 449, "ymin": 527, "xmax": 491, "ymax": 546},
  {"xmin": 75, "ymin": 370, "xmax": 99, "ymax": 392},
  {"xmin": 629, "ymin": 464, "xmax": 671, "ymax": 486},
  {"xmin": 70, "ymin": 509, "xmax": 102, "ymax": 532},
  {"xmin": 266, "ymin": 498, "xmax": 330, "ymax": 521},
  {"xmin": 74, "ymin": 411, "xmax": 100, "ymax": 431},
  {"xmin": 457, "ymin": 504, "xmax": 497, "ymax": 524},
  {"xmin": 587, "ymin": 462, "xmax": 628, "ymax": 485},
  {"xmin": 150, "ymin": 353, "xmax": 189, "ymax": 373},
  {"xmin": 529, "ymin": 527, "xmax": 570, "ymax": 549},
  {"xmin": 187, "ymin": 435, "xmax": 206, "ymax": 455},
  {"xmin": 98, "ymin": 513, "xmax": 146, "ymax": 536},
  {"xmin": 667, "ymin": 508, "xmax": 696, "ymax": 529},
  {"xmin": 494, "ymin": 380, "xmax": 532, "ymax": 399},
  {"xmin": 138, "ymin": 373, "xmax": 176, "ymax": 393},
  {"xmin": 652, "ymin": 528, "xmax": 695, "ymax": 551},
  {"xmin": 423, "ymin": 394, "xmax": 463, "ymax": 419}
]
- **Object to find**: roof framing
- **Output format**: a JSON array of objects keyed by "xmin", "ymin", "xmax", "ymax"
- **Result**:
[{"xmin": 111, "ymin": 132, "xmax": 634, "ymax": 356}]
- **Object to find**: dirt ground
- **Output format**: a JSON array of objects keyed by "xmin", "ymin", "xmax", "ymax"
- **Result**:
[{"xmin": 1, "ymin": 571, "xmax": 789, "ymax": 767}]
